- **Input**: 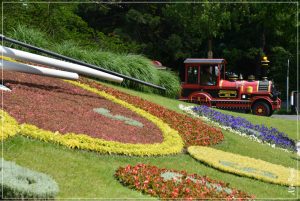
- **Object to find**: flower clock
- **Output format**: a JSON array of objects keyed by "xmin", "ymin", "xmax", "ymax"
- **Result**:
[{"xmin": 1, "ymin": 71, "xmax": 183, "ymax": 156}]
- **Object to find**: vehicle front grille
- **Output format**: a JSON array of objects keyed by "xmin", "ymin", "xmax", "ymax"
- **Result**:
[{"xmin": 258, "ymin": 81, "xmax": 269, "ymax": 91}]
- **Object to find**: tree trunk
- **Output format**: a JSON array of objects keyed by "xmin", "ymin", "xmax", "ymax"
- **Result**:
[{"xmin": 208, "ymin": 38, "xmax": 213, "ymax": 58}]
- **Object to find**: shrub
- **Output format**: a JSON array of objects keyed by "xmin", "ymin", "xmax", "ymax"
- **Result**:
[{"xmin": 0, "ymin": 158, "xmax": 59, "ymax": 199}]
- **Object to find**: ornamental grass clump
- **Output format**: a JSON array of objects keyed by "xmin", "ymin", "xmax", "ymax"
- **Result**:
[
  {"xmin": 0, "ymin": 158, "xmax": 59, "ymax": 199},
  {"xmin": 8, "ymin": 25, "xmax": 181, "ymax": 98},
  {"xmin": 115, "ymin": 164, "xmax": 254, "ymax": 200},
  {"xmin": 192, "ymin": 106, "xmax": 296, "ymax": 151}
]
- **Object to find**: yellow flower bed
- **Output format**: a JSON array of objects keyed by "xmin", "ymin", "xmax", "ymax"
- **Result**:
[
  {"xmin": 0, "ymin": 110, "xmax": 19, "ymax": 141},
  {"xmin": 8, "ymin": 80, "xmax": 183, "ymax": 156},
  {"xmin": 188, "ymin": 146, "xmax": 300, "ymax": 186},
  {"xmin": 20, "ymin": 123, "xmax": 183, "ymax": 156}
]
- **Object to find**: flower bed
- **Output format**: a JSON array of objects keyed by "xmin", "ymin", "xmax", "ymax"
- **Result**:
[
  {"xmin": 80, "ymin": 79, "xmax": 224, "ymax": 147},
  {"xmin": 3, "ymin": 71, "xmax": 163, "ymax": 144},
  {"xmin": 19, "ymin": 122, "xmax": 183, "ymax": 156},
  {"xmin": 0, "ymin": 110, "xmax": 19, "ymax": 141},
  {"xmin": 115, "ymin": 164, "xmax": 254, "ymax": 200},
  {"xmin": 190, "ymin": 105, "xmax": 296, "ymax": 151},
  {"xmin": 2, "ymin": 71, "xmax": 183, "ymax": 156},
  {"xmin": 188, "ymin": 146, "xmax": 300, "ymax": 186}
]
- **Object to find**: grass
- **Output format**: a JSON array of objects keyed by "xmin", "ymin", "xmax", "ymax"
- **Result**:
[
  {"xmin": 6, "ymin": 25, "xmax": 181, "ymax": 98},
  {"xmin": 2, "ymin": 79, "xmax": 299, "ymax": 199},
  {"xmin": 2, "ymin": 136, "xmax": 299, "ymax": 199}
]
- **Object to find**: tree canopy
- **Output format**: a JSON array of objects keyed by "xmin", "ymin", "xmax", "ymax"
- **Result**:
[{"xmin": 1, "ymin": 1, "xmax": 298, "ymax": 100}]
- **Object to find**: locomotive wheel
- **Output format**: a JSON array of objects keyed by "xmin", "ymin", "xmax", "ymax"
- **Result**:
[{"xmin": 252, "ymin": 101, "xmax": 271, "ymax": 116}]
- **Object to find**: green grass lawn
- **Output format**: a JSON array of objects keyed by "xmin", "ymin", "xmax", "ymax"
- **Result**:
[
  {"xmin": 3, "ymin": 80, "xmax": 299, "ymax": 199},
  {"xmin": 3, "ymin": 136, "xmax": 299, "ymax": 199}
]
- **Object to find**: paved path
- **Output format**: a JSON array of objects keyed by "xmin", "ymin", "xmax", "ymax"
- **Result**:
[{"xmin": 271, "ymin": 115, "xmax": 299, "ymax": 121}]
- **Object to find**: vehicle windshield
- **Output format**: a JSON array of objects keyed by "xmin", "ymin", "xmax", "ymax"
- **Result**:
[{"xmin": 200, "ymin": 65, "xmax": 218, "ymax": 86}]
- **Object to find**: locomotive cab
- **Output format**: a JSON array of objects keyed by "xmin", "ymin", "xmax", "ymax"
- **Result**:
[
  {"xmin": 180, "ymin": 58, "xmax": 281, "ymax": 116},
  {"xmin": 184, "ymin": 58, "xmax": 225, "ymax": 87}
]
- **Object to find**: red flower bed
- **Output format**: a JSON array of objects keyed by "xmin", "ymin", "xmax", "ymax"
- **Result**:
[
  {"xmin": 2, "ymin": 71, "xmax": 163, "ymax": 144},
  {"xmin": 82, "ymin": 79, "xmax": 224, "ymax": 147},
  {"xmin": 115, "ymin": 164, "xmax": 254, "ymax": 200}
]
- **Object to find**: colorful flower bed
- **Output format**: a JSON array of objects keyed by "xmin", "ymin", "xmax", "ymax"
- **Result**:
[
  {"xmin": 19, "ymin": 122, "xmax": 182, "ymax": 156},
  {"xmin": 0, "ymin": 110, "xmax": 19, "ymax": 141},
  {"xmin": 181, "ymin": 105, "xmax": 296, "ymax": 151},
  {"xmin": 3, "ymin": 71, "xmax": 163, "ymax": 144},
  {"xmin": 115, "ymin": 164, "xmax": 254, "ymax": 200},
  {"xmin": 2, "ymin": 71, "xmax": 183, "ymax": 156},
  {"xmin": 188, "ymin": 146, "xmax": 300, "ymax": 186},
  {"xmin": 80, "ymin": 79, "xmax": 224, "ymax": 147}
]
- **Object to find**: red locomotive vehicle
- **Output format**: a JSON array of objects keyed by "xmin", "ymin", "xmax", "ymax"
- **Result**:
[{"xmin": 180, "ymin": 58, "xmax": 281, "ymax": 116}]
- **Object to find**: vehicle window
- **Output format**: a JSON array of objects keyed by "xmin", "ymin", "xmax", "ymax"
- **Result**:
[
  {"xmin": 200, "ymin": 65, "xmax": 217, "ymax": 86},
  {"xmin": 187, "ymin": 66, "xmax": 199, "ymax": 84}
]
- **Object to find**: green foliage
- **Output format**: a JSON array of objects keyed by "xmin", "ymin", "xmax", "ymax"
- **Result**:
[
  {"xmin": 95, "ymin": 32, "xmax": 142, "ymax": 53},
  {"xmin": 269, "ymin": 46, "xmax": 296, "ymax": 100},
  {"xmin": 76, "ymin": 3, "xmax": 297, "ymax": 99},
  {"xmin": 2, "ymin": 3, "xmax": 297, "ymax": 100},
  {"xmin": 0, "ymin": 158, "xmax": 59, "ymax": 199},
  {"xmin": 7, "ymin": 24, "xmax": 50, "ymax": 50},
  {"xmin": 157, "ymin": 70, "xmax": 181, "ymax": 98}
]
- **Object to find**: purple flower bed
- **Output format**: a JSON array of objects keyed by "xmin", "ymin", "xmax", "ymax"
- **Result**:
[{"xmin": 192, "ymin": 106, "xmax": 296, "ymax": 151}]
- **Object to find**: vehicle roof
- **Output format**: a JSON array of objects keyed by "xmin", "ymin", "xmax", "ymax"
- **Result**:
[{"xmin": 184, "ymin": 58, "xmax": 227, "ymax": 64}]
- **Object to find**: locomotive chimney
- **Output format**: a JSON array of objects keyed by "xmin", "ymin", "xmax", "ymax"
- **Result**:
[{"xmin": 261, "ymin": 56, "xmax": 269, "ymax": 80}]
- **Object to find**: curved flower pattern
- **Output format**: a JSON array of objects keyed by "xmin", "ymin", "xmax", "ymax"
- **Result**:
[
  {"xmin": 2, "ymin": 71, "xmax": 183, "ymax": 156},
  {"xmin": 80, "ymin": 79, "xmax": 224, "ymax": 147},
  {"xmin": 181, "ymin": 105, "xmax": 295, "ymax": 151},
  {"xmin": 0, "ymin": 110, "xmax": 19, "ymax": 141},
  {"xmin": 188, "ymin": 146, "xmax": 300, "ymax": 186},
  {"xmin": 115, "ymin": 163, "xmax": 254, "ymax": 200},
  {"xmin": 19, "ymin": 122, "xmax": 183, "ymax": 156}
]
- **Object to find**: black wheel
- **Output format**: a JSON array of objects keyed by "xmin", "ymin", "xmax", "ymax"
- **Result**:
[{"xmin": 252, "ymin": 101, "xmax": 271, "ymax": 116}]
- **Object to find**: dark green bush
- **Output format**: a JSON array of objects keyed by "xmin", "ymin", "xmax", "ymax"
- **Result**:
[{"xmin": 0, "ymin": 158, "xmax": 59, "ymax": 199}]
